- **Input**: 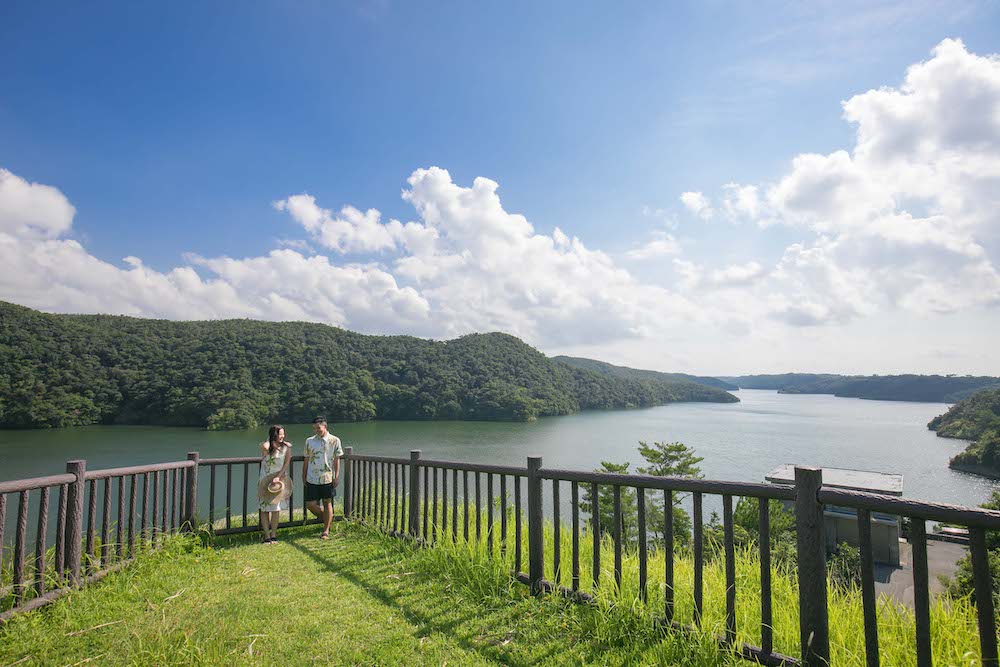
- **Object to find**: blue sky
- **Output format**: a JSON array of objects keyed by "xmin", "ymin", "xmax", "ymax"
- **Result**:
[{"xmin": 2, "ymin": 1, "xmax": 999, "ymax": 375}]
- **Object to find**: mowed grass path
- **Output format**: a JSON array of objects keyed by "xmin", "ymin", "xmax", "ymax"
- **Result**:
[{"xmin": 0, "ymin": 522, "xmax": 734, "ymax": 666}]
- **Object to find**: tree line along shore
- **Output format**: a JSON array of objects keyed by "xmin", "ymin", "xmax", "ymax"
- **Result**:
[
  {"xmin": 928, "ymin": 387, "xmax": 1000, "ymax": 479},
  {"xmin": 0, "ymin": 301, "xmax": 737, "ymax": 430}
]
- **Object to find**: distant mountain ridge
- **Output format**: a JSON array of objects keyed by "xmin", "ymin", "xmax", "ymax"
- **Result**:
[
  {"xmin": 553, "ymin": 356, "xmax": 739, "ymax": 391},
  {"xmin": 721, "ymin": 373, "xmax": 1000, "ymax": 403},
  {"xmin": 0, "ymin": 301, "xmax": 738, "ymax": 430}
]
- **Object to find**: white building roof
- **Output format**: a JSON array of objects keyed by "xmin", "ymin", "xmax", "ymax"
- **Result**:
[{"xmin": 765, "ymin": 464, "xmax": 903, "ymax": 496}]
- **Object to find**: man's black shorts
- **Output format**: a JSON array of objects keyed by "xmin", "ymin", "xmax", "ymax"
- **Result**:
[{"xmin": 304, "ymin": 481, "xmax": 336, "ymax": 502}]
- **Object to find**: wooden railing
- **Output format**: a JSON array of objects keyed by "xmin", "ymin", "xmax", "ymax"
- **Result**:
[
  {"xmin": 197, "ymin": 454, "xmax": 328, "ymax": 534},
  {"xmin": 3, "ymin": 448, "xmax": 999, "ymax": 667},
  {"xmin": 0, "ymin": 458, "xmax": 195, "ymax": 623},
  {"xmin": 342, "ymin": 450, "xmax": 1000, "ymax": 667}
]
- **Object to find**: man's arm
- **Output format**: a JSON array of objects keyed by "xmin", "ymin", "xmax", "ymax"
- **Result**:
[
  {"xmin": 301, "ymin": 443, "xmax": 309, "ymax": 483},
  {"xmin": 332, "ymin": 437, "xmax": 343, "ymax": 486}
]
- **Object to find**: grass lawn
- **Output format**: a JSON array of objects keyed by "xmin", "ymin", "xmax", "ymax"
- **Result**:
[{"xmin": 0, "ymin": 522, "xmax": 736, "ymax": 666}]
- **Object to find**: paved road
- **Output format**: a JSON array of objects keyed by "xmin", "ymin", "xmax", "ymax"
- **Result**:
[{"xmin": 874, "ymin": 540, "xmax": 967, "ymax": 606}]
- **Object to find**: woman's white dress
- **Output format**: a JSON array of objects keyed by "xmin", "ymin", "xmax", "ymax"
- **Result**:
[{"xmin": 258, "ymin": 444, "xmax": 288, "ymax": 512}]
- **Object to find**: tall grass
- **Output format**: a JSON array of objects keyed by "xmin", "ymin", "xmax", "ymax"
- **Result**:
[
  {"xmin": 356, "ymin": 491, "xmax": 988, "ymax": 666},
  {"xmin": 0, "ymin": 528, "xmax": 171, "ymax": 613}
]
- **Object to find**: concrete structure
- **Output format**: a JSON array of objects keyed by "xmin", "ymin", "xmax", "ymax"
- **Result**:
[{"xmin": 766, "ymin": 464, "xmax": 903, "ymax": 566}]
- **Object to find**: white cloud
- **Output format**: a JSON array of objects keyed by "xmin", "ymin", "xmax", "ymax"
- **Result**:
[
  {"xmin": 0, "ymin": 164, "xmax": 703, "ymax": 348},
  {"xmin": 0, "ymin": 168, "xmax": 76, "ymax": 238},
  {"xmin": 721, "ymin": 183, "xmax": 761, "ymax": 220},
  {"xmin": 380, "ymin": 167, "xmax": 698, "ymax": 345},
  {"xmin": 691, "ymin": 39, "xmax": 1000, "ymax": 325},
  {"xmin": 626, "ymin": 232, "xmax": 680, "ymax": 260},
  {"xmin": 640, "ymin": 205, "xmax": 678, "ymax": 230},
  {"xmin": 1, "ymin": 40, "xmax": 998, "ymax": 374},
  {"xmin": 708, "ymin": 261, "xmax": 767, "ymax": 287},
  {"xmin": 680, "ymin": 191, "xmax": 714, "ymax": 220},
  {"xmin": 273, "ymin": 195, "xmax": 410, "ymax": 254}
]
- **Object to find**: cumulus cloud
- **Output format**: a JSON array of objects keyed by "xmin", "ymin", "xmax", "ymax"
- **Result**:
[
  {"xmin": 690, "ymin": 38, "xmax": 1000, "ymax": 325},
  {"xmin": 0, "ymin": 168, "xmax": 75, "ymax": 238},
  {"xmin": 721, "ymin": 183, "xmax": 761, "ymax": 220},
  {"xmin": 0, "ymin": 173, "xmax": 433, "ymax": 333},
  {"xmin": 680, "ymin": 191, "xmax": 714, "ymax": 220},
  {"xmin": 669, "ymin": 259, "xmax": 767, "ymax": 291},
  {"xmin": 273, "ymin": 194, "xmax": 429, "ymax": 254},
  {"xmin": 709, "ymin": 261, "xmax": 767, "ymax": 287},
  {"xmin": 626, "ymin": 232, "xmax": 681, "ymax": 260},
  {"xmin": 0, "ymin": 164, "xmax": 702, "ymax": 348},
  {"xmin": 2, "ymin": 37, "xmax": 998, "ymax": 369}
]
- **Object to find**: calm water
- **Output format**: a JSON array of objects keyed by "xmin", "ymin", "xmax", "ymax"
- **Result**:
[{"xmin": 1, "ymin": 389, "xmax": 996, "ymax": 508}]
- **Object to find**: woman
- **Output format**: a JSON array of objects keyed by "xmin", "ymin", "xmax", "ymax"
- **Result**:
[{"xmin": 258, "ymin": 425, "xmax": 291, "ymax": 543}]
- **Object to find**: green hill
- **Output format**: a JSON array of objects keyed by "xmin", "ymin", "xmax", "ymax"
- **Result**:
[
  {"xmin": 0, "ymin": 301, "xmax": 737, "ymax": 430},
  {"xmin": 928, "ymin": 388, "xmax": 1000, "ymax": 478},
  {"xmin": 724, "ymin": 373, "xmax": 1000, "ymax": 403},
  {"xmin": 553, "ymin": 356, "xmax": 738, "ymax": 391}
]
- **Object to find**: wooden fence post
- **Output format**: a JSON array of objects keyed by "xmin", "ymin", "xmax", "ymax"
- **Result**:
[
  {"xmin": 64, "ymin": 459, "xmax": 86, "ymax": 586},
  {"xmin": 343, "ymin": 446, "xmax": 353, "ymax": 519},
  {"xmin": 527, "ymin": 456, "xmax": 544, "ymax": 594},
  {"xmin": 183, "ymin": 452, "xmax": 199, "ymax": 532},
  {"xmin": 408, "ymin": 450, "xmax": 420, "ymax": 537},
  {"xmin": 795, "ymin": 466, "xmax": 830, "ymax": 666}
]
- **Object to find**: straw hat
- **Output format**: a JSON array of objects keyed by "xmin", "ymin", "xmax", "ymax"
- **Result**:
[{"xmin": 258, "ymin": 472, "xmax": 291, "ymax": 506}]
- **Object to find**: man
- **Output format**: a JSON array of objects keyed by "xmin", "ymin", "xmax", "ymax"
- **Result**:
[{"xmin": 303, "ymin": 416, "xmax": 343, "ymax": 540}]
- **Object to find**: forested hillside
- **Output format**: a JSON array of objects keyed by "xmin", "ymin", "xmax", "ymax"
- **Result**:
[
  {"xmin": 725, "ymin": 373, "xmax": 1000, "ymax": 402},
  {"xmin": 553, "ymin": 356, "xmax": 738, "ymax": 391},
  {"xmin": 929, "ymin": 388, "xmax": 1000, "ymax": 478},
  {"xmin": 0, "ymin": 301, "xmax": 737, "ymax": 430}
]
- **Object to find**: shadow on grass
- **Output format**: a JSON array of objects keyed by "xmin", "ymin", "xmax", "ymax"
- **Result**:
[
  {"xmin": 293, "ymin": 534, "xmax": 573, "ymax": 665},
  {"xmin": 210, "ymin": 524, "xmax": 578, "ymax": 666}
]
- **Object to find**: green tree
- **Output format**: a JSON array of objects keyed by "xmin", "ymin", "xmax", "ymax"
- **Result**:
[
  {"xmin": 945, "ymin": 491, "xmax": 1000, "ymax": 607},
  {"xmin": 578, "ymin": 461, "xmax": 638, "ymax": 542},
  {"xmin": 635, "ymin": 441, "xmax": 703, "ymax": 549},
  {"xmin": 0, "ymin": 300, "xmax": 740, "ymax": 430},
  {"xmin": 828, "ymin": 543, "xmax": 863, "ymax": 590},
  {"xmin": 577, "ymin": 441, "xmax": 705, "ymax": 551},
  {"xmin": 733, "ymin": 497, "xmax": 797, "ymax": 567}
]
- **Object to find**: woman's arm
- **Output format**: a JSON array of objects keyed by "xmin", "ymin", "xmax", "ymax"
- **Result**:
[
  {"xmin": 278, "ymin": 443, "xmax": 291, "ymax": 480},
  {"xmin": 260, "ymin": 442, "xmax": 269, "ymax": 457}
]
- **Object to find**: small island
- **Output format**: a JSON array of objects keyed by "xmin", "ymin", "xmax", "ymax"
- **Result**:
[{"xmin": 928, "ymin": 388, "xmax": 1000, "ymax": 478}]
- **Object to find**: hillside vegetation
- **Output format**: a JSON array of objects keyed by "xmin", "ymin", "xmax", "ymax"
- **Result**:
[
  {"xmin": 726, "ymin": 373, "xmax": 1000, "ymax": 402},
  {"xmin": 928, "ymin": 388, "xmax": 1000, "ymax": 477},
  {"xmin": 553, "ymin": 356, "xmax": 738, "ymax": 390},
  {"xmin": 0, "ymin": 301, "xmax": 736, "ymax": 430}
]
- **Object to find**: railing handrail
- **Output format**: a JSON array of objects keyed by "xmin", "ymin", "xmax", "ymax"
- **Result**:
[
  {"xmin": 199, "ymin": 456, "xmax": 266, "ymax": 465},
  {"xmin": 350, "ymin": 454, "xmax": 528, "ymax": 477},
  {"xmin": 84, "ymin": 460, "xmax": 195, "ymax": 480},
  {"xmin": 540, "ymin": 467, "xmax": 797, "ymax": 500},
  {"xmin": 818, "ymin": 487, "xmax": 1000, "ymax": 530},
  {"xmin": 0, "ymin": 473, "xmax": 76, "ymax": 494},
  {"xmin": 199, "ymin": 455, "xmax": 309, "ymax": 465}
]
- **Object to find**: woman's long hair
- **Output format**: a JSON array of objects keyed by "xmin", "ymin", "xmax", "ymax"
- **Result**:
[{"xmin": 265, "ymin": 425, "xmax": 286, "ymax": 455}]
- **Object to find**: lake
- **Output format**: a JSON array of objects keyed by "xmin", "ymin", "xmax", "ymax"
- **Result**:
[{"xmin": 1, "ymin": 389, "xmax": 996, "ymax": 509}]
